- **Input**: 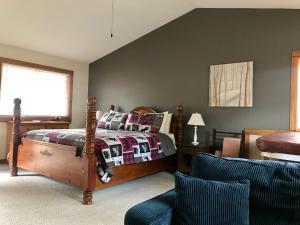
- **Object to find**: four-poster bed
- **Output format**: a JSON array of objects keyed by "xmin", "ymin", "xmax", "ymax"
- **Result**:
[{"xmin": 7, "ymin": 97, "xmax": 184, "ymax": 205}]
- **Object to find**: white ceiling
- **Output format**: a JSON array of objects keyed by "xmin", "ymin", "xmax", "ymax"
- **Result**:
[
  {"xmin": 1, "ymin": 0, "xmax": 300, "ymax": 63},
  {"xmin": 0, "ymin": 0, "xmax": 193, "ymax": 63}
]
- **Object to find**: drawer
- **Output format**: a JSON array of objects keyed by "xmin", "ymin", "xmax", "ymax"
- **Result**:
[{"xmin": 45, "ymin": 125, "xmax": 69, "ymax": 129}]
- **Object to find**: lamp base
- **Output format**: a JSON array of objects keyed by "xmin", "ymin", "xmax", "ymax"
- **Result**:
[{"xmin": 192, "ymin": 141, "xmax": 199, "ymax": 146}]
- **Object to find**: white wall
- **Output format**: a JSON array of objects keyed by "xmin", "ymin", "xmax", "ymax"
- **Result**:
[{"xmin": 0, "ymin": 44, "xmax": 89, "ymax": 159}]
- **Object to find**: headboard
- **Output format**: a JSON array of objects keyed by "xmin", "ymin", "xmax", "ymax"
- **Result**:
[
  {"xmin": 131, "ymin": 106, "xmax": 156, "ymax": 114},
  {"xmin": 128, "ymin": 105, "xmax": 184, "ymax": 146}
]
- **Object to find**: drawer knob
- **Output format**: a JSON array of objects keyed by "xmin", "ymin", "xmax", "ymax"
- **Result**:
[{"xmin": 40, "ymin": 149, "xmax": 52, "ymax": 157}]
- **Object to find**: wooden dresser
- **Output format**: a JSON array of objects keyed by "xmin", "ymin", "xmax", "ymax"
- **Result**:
[{"xmin": 6, "ymin": 121, "xmax": 70, "ymax": 156}]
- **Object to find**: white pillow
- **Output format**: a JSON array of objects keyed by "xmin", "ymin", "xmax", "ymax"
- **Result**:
[
  {"xmin": 159, "ymin": 111, "xmax": 169, "ymax": 133},
  {"xmin": 96, "ymin": 110, "xmax": 105, "ymax": 120},
  {"xmin": 164, "ymin": 113, "xmax": 172, "ymax": 133},
  {"xmin": 159, "ymin": 112, "xmax": 172, "ymax": 134}
]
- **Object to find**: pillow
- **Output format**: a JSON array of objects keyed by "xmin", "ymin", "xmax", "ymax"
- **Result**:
[
  {"xmin": 159, "ymin": 111, "xmax": 169, "ymax": 133},
  {"xmin": 221, "ymin": 137, "xmax": 241, "ymax": 157},
  {"xmin": 97, "ymin": 111, "xmax": 128, "ymax": 130},
  {"xmin": 125, "ymin": 112, "xmax": 163, "ymax": 133},
  {"xmin": 159, "ymin": 112, "xmax": 172, "ymax": 134},
  {"xmin": 174, "ymin": 172, "xmax": 250, "ymax": 225},
  {"xmin": 164, "ymin": 113, "xmax": 172, "ymax": 133},
  {"xmin": 96, "ymin": 109, "xmax": 114, "ymax": 120},
  {"xmin": 96, "ymin": 110, "xmax": 105, "ymax": 121}
]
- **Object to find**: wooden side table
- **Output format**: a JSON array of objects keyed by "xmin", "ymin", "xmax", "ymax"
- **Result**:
[{"xmin": 177, "ymin": 143, "xmax": 210, "ymax": 173}]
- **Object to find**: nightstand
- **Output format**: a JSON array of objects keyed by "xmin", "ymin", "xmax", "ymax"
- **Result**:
[{"xmin": 177, "ymin": 143, "xmax": 210, "ymax": 173}]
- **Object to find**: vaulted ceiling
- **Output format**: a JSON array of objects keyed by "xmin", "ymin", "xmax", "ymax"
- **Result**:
[
  {"xmin": 191, "ymin": 0, "xmax": 300, "ymax": 8},
  {"xmin": 1, "ymin": 0, "xmax": 300, "ymax": 63}
]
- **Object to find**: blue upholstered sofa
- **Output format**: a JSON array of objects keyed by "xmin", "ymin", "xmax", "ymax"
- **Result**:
[{"xmin": 124, "ymin": 153, "xmax": 300, "ymax": 225}]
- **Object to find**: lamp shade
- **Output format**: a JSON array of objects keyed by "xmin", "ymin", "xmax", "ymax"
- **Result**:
[{"xmin": 187, "ymin": 113, "xmax": 205, "ymax": 126}]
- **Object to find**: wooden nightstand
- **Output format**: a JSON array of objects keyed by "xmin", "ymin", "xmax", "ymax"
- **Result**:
[{"xmin": 177, "ymin": 143, "xmax": 210, "ymax": 173}]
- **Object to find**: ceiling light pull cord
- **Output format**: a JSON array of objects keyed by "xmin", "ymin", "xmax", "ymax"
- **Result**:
[{"xmin": 110, "ymin": 0, "xmax": 114, "ymax": 38}]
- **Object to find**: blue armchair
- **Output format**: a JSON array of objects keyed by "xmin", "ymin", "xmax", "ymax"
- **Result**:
[
  {"xmin": 124, "ymin": 189, "xmax": 175, "ymax": 225},
  {"xmin": 124, "ymin": 153, "xmax": 300, "ymax": 225}
]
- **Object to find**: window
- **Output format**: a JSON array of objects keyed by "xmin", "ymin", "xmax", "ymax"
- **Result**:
[
  {"xmin": 0, "ymin": 58, "xmax": 73, "ymax": 121},
  {"xmin": 290, "ymin": 51, "xmax": 300, "ymax": 130}
]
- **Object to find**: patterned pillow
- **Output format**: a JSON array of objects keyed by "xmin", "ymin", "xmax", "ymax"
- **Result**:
[
  {"xmin": 125, "ymin": 112, "xmax": 164, "ymax": 133},
  {"xmin": 97, "ymin": 111, "xmax": 128, "ymax": 130}
]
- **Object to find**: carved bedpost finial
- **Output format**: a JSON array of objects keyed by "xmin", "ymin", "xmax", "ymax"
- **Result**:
[
  {"xmin": 176, "ymin": 105, "xmax": 184, "ymax": 146},
  {"xmin": 11, "ymin": 98, "xmax": 22, "ymax": 176},
  {"xmin": 110, "ymin": 105, "xmax": 115, "ymax": 111},
  {"xmin": 14, "ymin": 98, "xmax": 22, "ymax": 106}
]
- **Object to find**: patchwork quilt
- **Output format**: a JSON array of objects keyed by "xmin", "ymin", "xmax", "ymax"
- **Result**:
[{"xmin": 23, "ymin": 129, "xmax": 176, "ymax": 182}]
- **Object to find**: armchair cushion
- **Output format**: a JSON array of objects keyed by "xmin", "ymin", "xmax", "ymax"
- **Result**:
[
  {"xmin": 222, "ymin": 137, "xmax": 241, "ymax": 157},
  {"xmin": 191, "ymin": 153, "xmax": 300, "ymax": 225},
  {"xmin": 124, "ymin": 189, "xmax": 176, "ymax": 225}
]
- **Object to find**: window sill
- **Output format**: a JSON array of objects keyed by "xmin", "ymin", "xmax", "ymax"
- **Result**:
[{"xmin": 0, "ymin": 115, "xmax": 71, "ymax": 123}]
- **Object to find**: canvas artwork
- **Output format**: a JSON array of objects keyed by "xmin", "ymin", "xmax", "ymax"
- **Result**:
[{"xmin": 209, "ymin": 61, "xmax": 253, "ymax": 107}]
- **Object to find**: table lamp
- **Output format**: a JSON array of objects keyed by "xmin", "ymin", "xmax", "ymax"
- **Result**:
[{"xmin": 188, "ymin": 113, "xmax": 205, "ymax": 145}]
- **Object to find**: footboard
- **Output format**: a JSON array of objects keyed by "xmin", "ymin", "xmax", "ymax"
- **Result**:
[{"xmin": 17, "ymin": 138, "xmax": 85, "ymax": 188}]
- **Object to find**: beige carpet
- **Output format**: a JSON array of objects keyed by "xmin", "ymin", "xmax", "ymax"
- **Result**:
[{"xmin": 0, "ymin": 165, "xmax": 174, "ymax": 225}]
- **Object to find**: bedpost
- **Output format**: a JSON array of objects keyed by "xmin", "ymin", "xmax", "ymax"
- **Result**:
[
  {"xmin": 11, "ymin": 98, "xmax": 21, "ymax": 176},
  {"xmin": 82, "ymin": 97, "xmax": 97, "ymax": 205},
  {"xmin": 176, "ymin": 105, "xmax": 184, "ymax": 146}
]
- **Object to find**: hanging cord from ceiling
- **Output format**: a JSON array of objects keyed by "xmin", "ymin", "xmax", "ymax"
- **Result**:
[{"xmin": 110, "ymin": 0, "xmax": 115, "ymax": 38}]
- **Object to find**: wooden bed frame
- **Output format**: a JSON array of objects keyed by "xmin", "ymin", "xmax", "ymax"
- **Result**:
[{"xmin": 7, "ymin": 97, "xmax": 184, "ymax": 205}]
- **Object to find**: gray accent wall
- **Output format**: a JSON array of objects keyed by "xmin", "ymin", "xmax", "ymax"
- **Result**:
[{"xmin": 89, "ymin": 9, "xmax": 300, "ymax": 144}]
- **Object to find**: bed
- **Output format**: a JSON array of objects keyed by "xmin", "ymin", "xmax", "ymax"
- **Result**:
[{"xmin": 7, "ymin": 97, "xmax": 184, "ymax": 204}]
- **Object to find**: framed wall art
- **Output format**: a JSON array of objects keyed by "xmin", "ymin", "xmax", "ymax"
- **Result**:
[{"xmin": 209, "ymin": 61, "xmax": 253, "ymax": 107}]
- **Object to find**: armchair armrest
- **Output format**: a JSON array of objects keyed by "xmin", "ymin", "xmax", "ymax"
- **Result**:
[{"xmin": 124, "ymin": 189, "xmax": 176, "ymax": 225}]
